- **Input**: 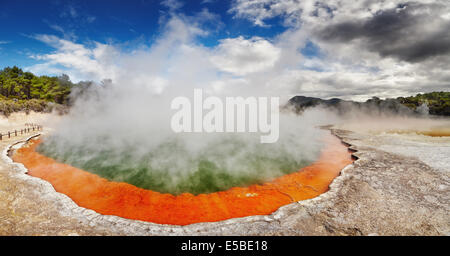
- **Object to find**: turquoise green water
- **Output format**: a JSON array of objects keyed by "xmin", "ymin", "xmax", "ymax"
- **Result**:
[{"xmin": 37, "ymin": 137, "xmax": 318, "ymax": 195}]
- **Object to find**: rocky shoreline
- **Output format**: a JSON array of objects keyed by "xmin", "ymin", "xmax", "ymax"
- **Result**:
[{"xmin": 0, "ymin": 128, "xmax": 448, "ymax": 235}]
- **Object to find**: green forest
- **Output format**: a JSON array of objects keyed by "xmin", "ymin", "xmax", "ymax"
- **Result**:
[
  {"xmin": 398, "ymin": 91, "xmax": 450, "ymax": 116},
  {"xmin": 0, "ymin": 66, "xmax": 74, "ymax": 115}
]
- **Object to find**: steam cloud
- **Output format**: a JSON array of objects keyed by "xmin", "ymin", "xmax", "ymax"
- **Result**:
[{"xmin": 38, "ymin": 15, "xmax": 338, "ymax": 195}]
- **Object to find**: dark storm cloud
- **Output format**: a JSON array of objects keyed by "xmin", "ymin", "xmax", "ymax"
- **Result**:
[{"xmin": 317, "ymin": 2, "xmax": 450, "ymax": 62}]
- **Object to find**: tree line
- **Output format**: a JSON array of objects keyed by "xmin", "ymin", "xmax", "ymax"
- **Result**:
[
  {"xmin": 398, "ymin": 91, "xmax": 450, "ymax": 116},
  {"xmin": 0, "ymin": 66, "xmax": 72, "ymax": 104},
  {"xmin": 0, "ymin": 66, "xmax": 96, "ymax": 115}
]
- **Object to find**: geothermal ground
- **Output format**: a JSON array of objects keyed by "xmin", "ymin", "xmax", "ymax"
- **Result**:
[{"xmin": 0, "ymin": 113, "xmax": 449, "ymax": 235}]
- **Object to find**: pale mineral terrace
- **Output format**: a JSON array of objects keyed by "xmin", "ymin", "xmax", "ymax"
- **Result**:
[{"xmin": 0, "ymin": 121, "xmax": 448, "ymax": 235}]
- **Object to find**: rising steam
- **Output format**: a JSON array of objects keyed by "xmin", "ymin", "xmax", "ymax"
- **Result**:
[
  {"xmin": 39, "ymin": 89, "xmax": 334, "ymax": 194},
  {"xmin": 38, "ymin": 15, "xmax": 337, "ymax": 195}
]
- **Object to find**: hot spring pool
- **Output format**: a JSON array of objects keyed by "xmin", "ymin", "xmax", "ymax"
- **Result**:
[
  {"xmin": 12, "ymin": 132, "xmax": 354, "ymax": 225},
  {"xmin": 36, "ymin": 137, "xmax": 316, "ymax": 195}
]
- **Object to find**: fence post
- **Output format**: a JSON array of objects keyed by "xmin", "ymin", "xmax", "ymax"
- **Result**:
[{"xmin": 0, "ymin": 125, "xmax": 42, "ymax": 140}]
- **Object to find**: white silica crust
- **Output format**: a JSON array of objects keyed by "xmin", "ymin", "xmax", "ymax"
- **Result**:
[
  {"xmin": 4, "ymin": 129, "xmax": 448, "ymax": 235},
  {"xmin": 376, "ymin": 133, "xmax": 450, "ymax": 173}
]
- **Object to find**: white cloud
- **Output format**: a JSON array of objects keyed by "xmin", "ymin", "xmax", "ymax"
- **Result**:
[
  {"xmin": 46, "ymin": 23, "xmax": 77, "ymax": 41},
  {"xmin": 161, "ymin": 0, "xmax": 184, "ymax": 11},
  {"xmin": 28, "ymin": 35, "xmax": 119, "ymax": 82},
  {"xmin": 211, "ymin": 36, "xmax": 281, "ymax": 75},
  {"xmin": 27, "ymin": 13, "xmax": 215, "ymax": 94},
  {"xmin": 230, "ymin": 0, "xmax": 304, "ymax": 27},
  {"xmin": 58, "ymin": 4, "xmax": 96, "ymax": 24}
]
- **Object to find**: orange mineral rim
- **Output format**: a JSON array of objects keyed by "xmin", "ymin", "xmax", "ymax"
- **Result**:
[{"xmin": 12, "ymin": 132, "xmax": 354, "ymax": 225}]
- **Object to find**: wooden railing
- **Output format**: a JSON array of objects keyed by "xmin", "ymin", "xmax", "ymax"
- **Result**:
[{"xmin": 0, "ymin": 123, "xmax": 43, "ymax": 140}]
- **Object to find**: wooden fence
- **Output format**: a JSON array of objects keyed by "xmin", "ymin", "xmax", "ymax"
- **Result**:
[{"xmin": 0, "ymin": 123, "xmax": 43, "ymax": 140}]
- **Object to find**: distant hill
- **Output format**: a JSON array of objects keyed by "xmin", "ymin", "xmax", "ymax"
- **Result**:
[
  {"xmin": 287, "ymin": 92, "xmax": 450, "ymax": 117},
  {"xmin": 397, "ymin": 92, "xmax": 450, "ymax": 116}
]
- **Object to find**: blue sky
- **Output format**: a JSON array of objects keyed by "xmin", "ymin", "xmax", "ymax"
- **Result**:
[
  {"xmin": 0, "ymin": 0, "xmax": 287, "ymax": 69},
  {"xmin": 0, "ymin": 0, "xmax": 448, "ymax": 100}
]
